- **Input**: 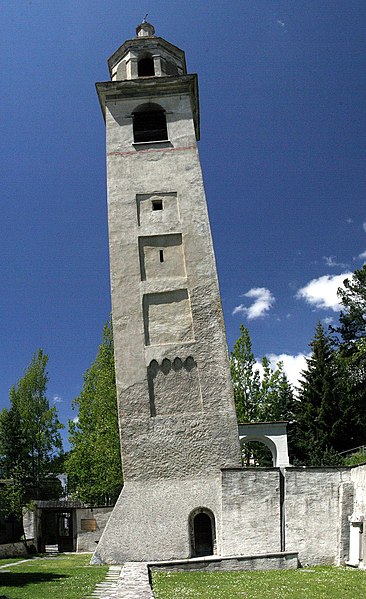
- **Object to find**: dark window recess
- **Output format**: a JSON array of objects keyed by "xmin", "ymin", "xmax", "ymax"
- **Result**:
[
  {"xmin": 133, "ymin": 107, "xmax": 168, "ymax": 143},
  {"xmin": 152, "ymin": 200, "xmax": 163, "ymax": 211},
  {"xmin": 159, "ymin": 250, "xmax": 164, "ymax": 263},
  {"xmin": 138, "ymin": 57, "xmax": 155, "ymax": 77}
]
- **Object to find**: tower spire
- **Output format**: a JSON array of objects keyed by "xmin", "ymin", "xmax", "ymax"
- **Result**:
[{"xmin": 136, "ymin": 18, "xmax": 155, "ymax": 37}]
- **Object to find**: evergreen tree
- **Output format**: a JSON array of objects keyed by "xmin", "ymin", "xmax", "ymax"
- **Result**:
[
  {"xmin": 294, "ymin": 323, "xmax": 343, "ymax": 465},
  {"xmin": 66, "ymin": 319, "xmax": 123, "ymax": 505},
  {"xmin": 0, "ymin": 350, "xmax": 63, "ymax": 504},
  {"xmin": 335, "ymin": 266, "xmax": 366, "ymax": 450},
  {"xmin": 337, "ymin": 265, "xmax": 366, "ymax": 346}
]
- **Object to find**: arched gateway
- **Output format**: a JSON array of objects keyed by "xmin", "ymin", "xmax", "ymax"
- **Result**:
[{"xmin": 238, "ymin": 422, "xmax": 290, "ymax": 468}]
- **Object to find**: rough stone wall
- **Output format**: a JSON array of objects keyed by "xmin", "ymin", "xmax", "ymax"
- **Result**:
[
  {"xmin": 350, "ymin": 463, "xmax": 366, "ymax": 564},
  {"xmin": 351, "ymin": 463, "xmax": 366, "ymax": 516},
  {"xmin": 93, "ymin": 476, "xmax": 222, "ymax": 563},
  {"xmin": 0, "ymin": 542, "xmax": 34, "ymax": 558},
  {"xmin": 220, "ymin": 469, "xmax": 282, "ymax": 556},
  {"xmin": 285, "ymin": 468, "xmax": 352, "ymax": 566},
  {"xmin": 76, "ymin": 506, "xmax": 113, "ymax": 552}
]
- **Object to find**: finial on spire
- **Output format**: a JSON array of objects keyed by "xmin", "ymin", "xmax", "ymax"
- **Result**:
[{"xmin": 136, "ymin": 18, "xmax": 155, "ymax": 37}]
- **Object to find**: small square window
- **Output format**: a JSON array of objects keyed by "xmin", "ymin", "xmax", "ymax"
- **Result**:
[{"xmin": 152, "ymin": 200, "xmax": 163, "ymax": 211}]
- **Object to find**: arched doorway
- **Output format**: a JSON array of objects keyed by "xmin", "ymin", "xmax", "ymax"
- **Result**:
[{"xmin": 189, "ymin": 508, "xmax": 216, "ymax": 557}]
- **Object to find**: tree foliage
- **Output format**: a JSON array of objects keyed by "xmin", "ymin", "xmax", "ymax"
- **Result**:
[
  {"xmin": 334, "ymin": 265, "xmax": 366, "ymax": 450},
  {"xmin": 230, "ymin": 325, "xmax": 262, "ymax": 423},
  {"xmin": 294, "ymin": 323, "xmax": 344, "ymax": 466},
  {"xmin": 337, "ymin": 265, "xmax": 366, "ymax": 346},
  {"xmin": 66, "ymin": 319, "xmax": 123, "ymax": 505},
  {"xmin": 230, "ymin": 325, "xmax": 295, "ymax": 466},
  {"xmin": 0, "ymin": 350, "xmax": 63, "ymax": 533}
]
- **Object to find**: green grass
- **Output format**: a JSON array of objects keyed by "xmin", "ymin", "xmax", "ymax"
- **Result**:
[
  {"xmin": 0, "ymin": 553, "xmax": 108, "ymax": 599},
  {"xmin": 152, "ymin": 566, "xmax": 366, "ymax": 599}
]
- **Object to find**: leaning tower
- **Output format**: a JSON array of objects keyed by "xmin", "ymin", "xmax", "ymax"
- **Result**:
[{"xmin": 94, "ymin": 21, "xmax": 241, "ymax": 564}]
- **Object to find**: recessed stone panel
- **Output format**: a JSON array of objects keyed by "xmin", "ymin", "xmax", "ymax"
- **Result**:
[
  {"xmin": 136, "ymin": 192, "xmax": 179, "ymax": 228},
  {"xmin": 143, "ymin": 289, "xmax": 194, "ymax": 346},
  {"xmin": 148, "ymin": 356, "xmax": 202, "ymax": 416},
  {"xmin": 139, "ymin": 234, "xmax": 185, "ymax": 281}
]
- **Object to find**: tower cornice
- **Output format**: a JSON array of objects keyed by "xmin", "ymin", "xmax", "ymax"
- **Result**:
[{"xmin": 96, "ymin": 74, "xmax": 200, "ymax": 139}]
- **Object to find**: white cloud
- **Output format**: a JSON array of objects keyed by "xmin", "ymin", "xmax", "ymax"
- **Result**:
[
  {"xmin": 363, "ymin": 222, "xmax": 366, "ymax": 232},
  {"xmin": 254, "ymin": 352, "xmax": 309, "ymax": 392},
  {"xmin": 322, "ymin": 316, "xmax": 334, "ymax": 325},
  {"xmin": 277, "ymin": 19, "xmax": 286, "ymax": 27},
  {"xmin": 346, "ymin": 218, "xmax": 353, "ymax": 224},
  {"xmin": 53, "ymin": 395, "xmax": 62, "ymax": 404},
  {"xmin": 358, "ymin": 250, "xmax": 366, "ymax": 260},
  {"xmin": 233, "ymin": 287, "xmax": 275, "ymax": 320},
  {"xmin": 323, "ymin": 256, "xmax": 347, "ymax": 268},
  {"xmin": 73, "ymin": 416, "xmax": 79, "ymax": 424},
  {"xmin": 267, "ymin": 352, "xmax": 310, "ymax": 391},
  {"xmin": 296, "ymin": 272, "xmax": 352, "ymax": 312}
]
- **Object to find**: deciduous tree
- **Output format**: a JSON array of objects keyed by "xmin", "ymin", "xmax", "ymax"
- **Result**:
[
  {"xmin": 0, "ymin": 350, "xmax": 63, "ymax": 536},
  {"xmin": 66, "ymin": 319, "xmax": 123, "ymax": 505},
  {"xmin": 230, "ymin": 326, "xmax": 295, "ymax": 466}
]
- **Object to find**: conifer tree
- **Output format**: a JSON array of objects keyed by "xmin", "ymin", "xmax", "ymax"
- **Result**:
[
  {"xmin": 335, "ymin": 265, "xmax": 366, "ymax": 449},
  {"xmin": 294, "ymin": 323, "xmax": 342, "ymax": 465}
]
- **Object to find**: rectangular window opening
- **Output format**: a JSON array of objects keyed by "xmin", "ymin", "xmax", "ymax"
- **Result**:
[
  {"xmin": 159, "ymin": 249, "xmax": 164, "ymax": 263},
  {"xmin": 152, "ymin": 199, "xmax": 163, "ymax": 211}
]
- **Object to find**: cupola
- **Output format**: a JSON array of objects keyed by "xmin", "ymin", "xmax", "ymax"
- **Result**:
[{"xmin": 108, "ymin": 21, "xmax": 187, "ymax": 81}]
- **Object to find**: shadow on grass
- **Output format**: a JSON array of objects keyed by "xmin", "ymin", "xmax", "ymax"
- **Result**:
[{"xmin": 0, "ymin": 571, "xmax": 68, "ymax": 588}]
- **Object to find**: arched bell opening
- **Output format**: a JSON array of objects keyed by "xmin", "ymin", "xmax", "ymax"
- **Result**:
[
  {"xmin": 189, "ymin": 508, "xmax": 216, "ymax": 557},
  {"xmin": 138, "ymin": 55, "xmax": 155, "ymax": 77},
  {"xmin": 132, "ymin": 102, "xmax": 168, "ymax": 143}
]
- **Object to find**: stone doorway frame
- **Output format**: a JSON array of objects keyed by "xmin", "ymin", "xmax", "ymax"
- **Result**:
[{"xmin": 188, "ymin": 507, "xmax": 216, "ymax": 557}]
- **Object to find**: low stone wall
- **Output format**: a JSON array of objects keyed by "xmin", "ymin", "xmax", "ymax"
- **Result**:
[
  {"xmin": 149, "ymin": 551, "xmax": 298, "ymax": 573},
  {"xmin": 285, "ymin": 468, "xmax": 353, "ymax": 566},
  {"xmin": 221, "ymin": 468, "xmax": 282, "ymax": 556},
  {"xmin": 0, "ymin": 540, "xmax": 34, "ymax": 558},
  {"xmin": 76, "ymin": 506, "xmax": 114, "ymax": 552}
]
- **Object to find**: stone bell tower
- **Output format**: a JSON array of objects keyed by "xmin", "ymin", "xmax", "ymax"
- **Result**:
[{"xmin": 94, "ymin": 22, "xmax": 241, "ymax": 564}]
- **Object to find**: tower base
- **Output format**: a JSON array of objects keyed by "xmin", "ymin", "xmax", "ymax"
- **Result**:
[{"xmin": 92, "ymin": 474, "xmax": 222, "ymax": 564}]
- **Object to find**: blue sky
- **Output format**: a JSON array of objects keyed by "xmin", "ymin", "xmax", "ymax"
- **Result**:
[{"xmin": 1, "ymin": 1, "xmax": 365, "ymax": 447}]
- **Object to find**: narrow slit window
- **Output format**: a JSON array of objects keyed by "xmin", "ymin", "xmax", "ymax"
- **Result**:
[
  {"xmin": 159, "ymin": 250, "xmax": 164, "ymax": 263},
  {"xmin": 152, "ymin": 199, "xmax": 163, "ymax": 211}
]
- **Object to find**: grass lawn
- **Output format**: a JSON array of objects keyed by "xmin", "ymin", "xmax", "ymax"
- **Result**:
[
  {"xmin": 0, "ymin": 553, "xmax": 108, "ymax": 599},
  {"xmin": 152, "ymin": 566, "xmax": 366, "ymax": 599}
]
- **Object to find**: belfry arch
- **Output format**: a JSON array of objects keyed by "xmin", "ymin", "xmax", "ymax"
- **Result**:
[{"xmin": 238, "ymin": 422, "xmax": 290, "ymax": 468}]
